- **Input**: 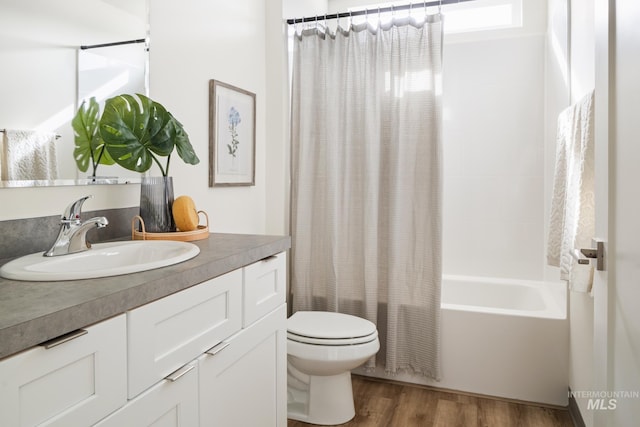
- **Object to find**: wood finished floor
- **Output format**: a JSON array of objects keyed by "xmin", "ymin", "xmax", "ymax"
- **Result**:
[{"xmin": 287, "ymin": 375, "xmax": 574, "ymax": 427}]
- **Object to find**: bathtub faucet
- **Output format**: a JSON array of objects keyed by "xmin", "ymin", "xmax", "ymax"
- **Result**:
[{"xmin": 44, "ymin": 196, "xmax": 109, "ymax": 257}]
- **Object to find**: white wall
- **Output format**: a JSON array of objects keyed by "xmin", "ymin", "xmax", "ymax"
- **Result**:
[
  {"xmin": 442, "ymin": 35, "xmax": 545, "ymax": 280},
  {"xmin": 148, "ymin": 0, "xmax": 277, "ymax": 234},
  {"xmin": 442, "ymin": 0, "xmax": 547, "ymax": 280}
]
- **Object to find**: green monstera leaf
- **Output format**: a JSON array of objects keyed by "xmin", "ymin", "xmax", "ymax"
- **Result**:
[
  {"xmin": 99, "ymin": 94, "xmax": 199, "ymax": 176},
  {"xmin": 72, "ymin": 97, "xmax": 115, "ymax": 175}
]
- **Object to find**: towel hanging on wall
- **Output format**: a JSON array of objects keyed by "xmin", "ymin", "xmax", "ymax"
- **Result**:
[
  {"xmin": 547, "ymin": 90, "xmax": 595, "ymax": 293},
  {"xmin": 0, "ymin": 129, "xmax": 59, "ymax": 180}
]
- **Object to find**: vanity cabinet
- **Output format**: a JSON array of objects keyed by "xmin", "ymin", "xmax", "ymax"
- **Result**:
[
  {"xmin": 0, "ymin": 314, "xmax": 127, "ymax": 427},
  {"xmin": 0, "ymin": 249, "xmax": 287, "ymax": 427},
  {"xmin": 199, "ymin": 304, "xmax": 287, "ymax": 427},
  {"xmin": 127, "ymin": 269, "xmax": 243, "ymax": 398},
  {"xmin": 243, "ymin": 252, "xmax": 286, "ymax": 327},
  {"xmin": 94, "ymin": 362, "xmax": 199, "ymax": 427}
]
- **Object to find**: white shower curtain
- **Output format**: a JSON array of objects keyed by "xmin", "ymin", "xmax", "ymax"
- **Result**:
[{"xmin": 289, "ymin": 13, "xmax": 443, "ymax": 379}]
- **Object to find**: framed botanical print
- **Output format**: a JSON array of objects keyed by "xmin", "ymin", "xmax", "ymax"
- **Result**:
[{"xmin": 209, "ymin": 79, "xmax": 256, "ymax": 186}]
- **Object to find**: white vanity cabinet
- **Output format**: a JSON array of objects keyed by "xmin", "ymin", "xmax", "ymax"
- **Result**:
[
  {"xmin": 0, "ymin": 249, "xmax": 287, "ymax": 427},
  {"xmin": 243, "ymin": 252, "xmax": 286, "ymax": 327},
  {"xmin": 198, "ymin": 304, "xmax": 287, "ymax": 427},
  {"xmin": 0, "ymin": 314, "xmax": 127, "ymax": 427},
  {"xmin": 93, "ymin": 362, "xmax": 199, "ymax": 427},
  {"xmin": 127, "ymin": 269, "xmax": 243, "ymax": 398}
]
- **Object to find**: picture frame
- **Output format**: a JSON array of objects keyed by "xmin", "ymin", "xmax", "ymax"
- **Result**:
[{"xmin": 209, "ymin": 79, "xmax": 256, "ymax": 186}]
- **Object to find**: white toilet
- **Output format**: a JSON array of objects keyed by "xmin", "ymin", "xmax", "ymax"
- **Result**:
[{"xmin": 286, "ymin": 311, "xmax": 380, "ymax": 425}]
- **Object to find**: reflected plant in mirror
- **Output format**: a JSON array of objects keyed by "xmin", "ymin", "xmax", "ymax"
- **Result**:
[{"xmin": 72, "ymin": 97, "xmax": 115, "ymax": 180}]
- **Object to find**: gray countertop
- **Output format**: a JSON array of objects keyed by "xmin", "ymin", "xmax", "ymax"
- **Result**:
[{"xmin": 0, "ymin": 233, "xmax": 291, "ymax": 360}]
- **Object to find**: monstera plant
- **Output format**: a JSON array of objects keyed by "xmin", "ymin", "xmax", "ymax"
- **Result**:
[
  {"xmin": 103, "ymin": 93, "xmax": 200, "ymax": 232},
  {"xmin": 72, "ymin": 97, "xmax": 115, "ymax": 178},
  {"xmin": 99, "ymin": 93, "xmax": 199, "ymax": 176},
  {"xmin": 72, "ymin": 93, "xmax": 200, "ymax": 232}
]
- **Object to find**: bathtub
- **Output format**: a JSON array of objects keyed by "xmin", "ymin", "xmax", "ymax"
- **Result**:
[{"xmin": 357, "ymin": 275, "xmax": 569, "ymax": 406}]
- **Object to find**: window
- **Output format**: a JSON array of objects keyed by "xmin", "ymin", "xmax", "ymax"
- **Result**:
[{"xmin": 346, "ymin": 0, "xmax": 523, "ymax": 34}]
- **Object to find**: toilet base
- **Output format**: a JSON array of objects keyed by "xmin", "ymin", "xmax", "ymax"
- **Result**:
[{"xmin": 287, "ymin": 369, "xmax": 356, "ymax": 425}]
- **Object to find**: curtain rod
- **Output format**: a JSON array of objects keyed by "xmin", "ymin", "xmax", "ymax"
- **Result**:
[
  {"xmin": 1, "ymin": 129, "xmax": 61, "ymax": 139},
  {"xmin": 80, "ymin": 38, "xmax": 146, "ymax": 50},
  {"xmin": 286, "ymin": 0, "xmax": 476, "ymax": 25}
]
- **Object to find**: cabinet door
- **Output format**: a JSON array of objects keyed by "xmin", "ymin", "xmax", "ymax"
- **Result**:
[
  {"xmin": 199, "ymin": 304, "xmax": 287, "ymax": 427},
  {"xmin": 128, "ymin": 269, "xmax": 242, "ymax": 398},
  {"xmin": 0, "ymin": 315, "xmax": 127, "ymax": 427},
  {"xmin": 243, "ymin": 252, "xmax": 286, "ymax": 326},
  {"xmin": 94, "ymin": 362, "xmax": 198, "ymax": 427}
]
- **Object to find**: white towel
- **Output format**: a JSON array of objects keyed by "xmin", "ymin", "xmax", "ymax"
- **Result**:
[
  {"xmin": 547, "ymin": 90, "xmax": 595, "ymax": 293},
  {"xmin": 0, "ymin": 129, "xmax": 59, "ymax": 180}
]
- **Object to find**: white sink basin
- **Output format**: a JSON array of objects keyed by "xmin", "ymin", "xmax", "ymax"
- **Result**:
[{"xmin": 0, "ymin": 240, "xmax": 200, "ymax": 282}]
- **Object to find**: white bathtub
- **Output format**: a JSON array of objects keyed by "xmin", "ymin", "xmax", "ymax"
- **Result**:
[{"xmin": 357, "ymin": 275, "xmax": 569, "ymax": 406}]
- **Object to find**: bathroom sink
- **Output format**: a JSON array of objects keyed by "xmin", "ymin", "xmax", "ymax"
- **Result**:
[{"xmin": 0, "ymin": 240, "xmax": 200, "ymax": 282}]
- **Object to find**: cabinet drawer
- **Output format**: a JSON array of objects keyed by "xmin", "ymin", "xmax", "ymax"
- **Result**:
[
  {"xmin": 127, "ymin": 269, "xmax": 242, "ymax": 398},
  {"xmin": 243, "ymin": 252, "xmax": 286, "ymax": 326},
  {"xmin": 94, "ymin": 361, "xmax": 198, "ymax": 427},
  {"xmin": 0, "ymin": 315, "xmax": 127, "ymax": 427},
  {"xmin": 198, "ymin": 303, "xmax": 287, "ymax": 427}
]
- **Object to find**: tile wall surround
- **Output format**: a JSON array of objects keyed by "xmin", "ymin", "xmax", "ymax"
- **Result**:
[
  {"xmin": 0, "ymin": 207, "xmax": 138, "ymax": 262},
  {"xmin": 442, "ymin": 35, "xmax": 545, "ymax": 281}
]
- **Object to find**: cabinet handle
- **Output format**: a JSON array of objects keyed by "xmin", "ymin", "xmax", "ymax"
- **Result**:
[
  {"xmin": 165, "ymin": 364, "xmax": 195, "ymax": 382},
  {"xmin": 260, "ymin": 255, "xmax": 278, "ymax": 263},
  {"xmin": 40, "ymin": 329, "xmax": 88, "ymax": 349},
  {"xmin": 205, "ymin": 341, "xmax": 230, "ymax": 356}
]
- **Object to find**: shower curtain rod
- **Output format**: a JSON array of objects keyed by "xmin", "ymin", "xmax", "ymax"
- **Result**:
[
  {"xmin": 80, "ymin": 38, "xmax": 146, "ymax": 50},
  {"xmin": 286, "ymin": 0, "xmax": 476, "ymax": 25}
]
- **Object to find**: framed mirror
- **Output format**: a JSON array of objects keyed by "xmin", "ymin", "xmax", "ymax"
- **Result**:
[{"xmin": 0, "ymin": 0, "xmax": 148, "ymax": 188}]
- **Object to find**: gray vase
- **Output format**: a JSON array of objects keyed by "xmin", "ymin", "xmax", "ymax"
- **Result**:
[{"xmin": 139, "ymin": 176, "xmax": 176, "ymax": 232}]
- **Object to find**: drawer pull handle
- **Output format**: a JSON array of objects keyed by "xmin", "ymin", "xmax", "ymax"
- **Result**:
[
  {"xmin": 205, "ymin": 341, "xmax": 230, "ymax": 356},
  {"xmin": 40, "ymin": 329, "xmax": 88, "ymax": 349},
  {"xmin": 260, "ymin": 255, "xmax": 278, "ymax": 262},
  {"xmin": 165, "ymin": 364, "xmax": 195, "ymax": 382}
]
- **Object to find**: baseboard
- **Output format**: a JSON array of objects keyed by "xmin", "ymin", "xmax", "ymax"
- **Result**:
[{"xmin": 568, "ymin": 387, "xmax": 586, "ymax": 427}]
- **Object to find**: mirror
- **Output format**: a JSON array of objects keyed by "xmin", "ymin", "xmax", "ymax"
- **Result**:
[{"xmin": 0, "ymin": 0, "xmax": 148, "ymax": 188}]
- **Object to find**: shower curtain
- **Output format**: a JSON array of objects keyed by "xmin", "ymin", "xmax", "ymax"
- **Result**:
[{"xmin": 290, "ymin": 13, "xmax": 443, "ymax": 379}]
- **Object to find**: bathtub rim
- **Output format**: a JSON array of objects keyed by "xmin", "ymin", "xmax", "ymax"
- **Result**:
[{"xmin": 441, "ymin": 274, "xmax": 567, "ymax": 320}]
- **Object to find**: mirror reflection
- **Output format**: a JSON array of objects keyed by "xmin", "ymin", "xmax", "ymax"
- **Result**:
[{"xmin": 0, "ymin": 0, "xmax": 148, "ymax": 188}]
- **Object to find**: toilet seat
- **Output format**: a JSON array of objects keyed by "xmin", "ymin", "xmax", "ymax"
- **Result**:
[
  {"xmin": 287, "ymin": 330, "xmax": 378, "ymax": 345},
  {"xmin": 287, "ymin": 311, "xmax": 378, "ymax": 346}
]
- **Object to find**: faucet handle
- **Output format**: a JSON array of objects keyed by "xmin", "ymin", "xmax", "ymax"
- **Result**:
[{"xmin": 62, "ymin": 195, "xmax": 92, "ymax": 222}]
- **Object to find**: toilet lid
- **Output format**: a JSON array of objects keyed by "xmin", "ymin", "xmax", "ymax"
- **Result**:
[{"xmin": 287, "ymin": 311, "xmax": 377, "ymax": 340}]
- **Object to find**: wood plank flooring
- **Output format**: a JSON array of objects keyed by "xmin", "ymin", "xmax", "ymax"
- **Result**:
[{"xmin": 288, "ymin": 375, "xmax": 574, "ymax": 427}]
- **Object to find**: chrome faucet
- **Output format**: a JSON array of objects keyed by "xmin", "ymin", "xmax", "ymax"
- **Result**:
[{"xmin": 44, "ymin": 196, "xmax": 109, "ymax": 257}]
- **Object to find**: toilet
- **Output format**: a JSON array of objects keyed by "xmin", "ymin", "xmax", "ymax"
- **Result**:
[{"xmin": 286, "ymin": 311, "xmax": 380, "ymax": 425}]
